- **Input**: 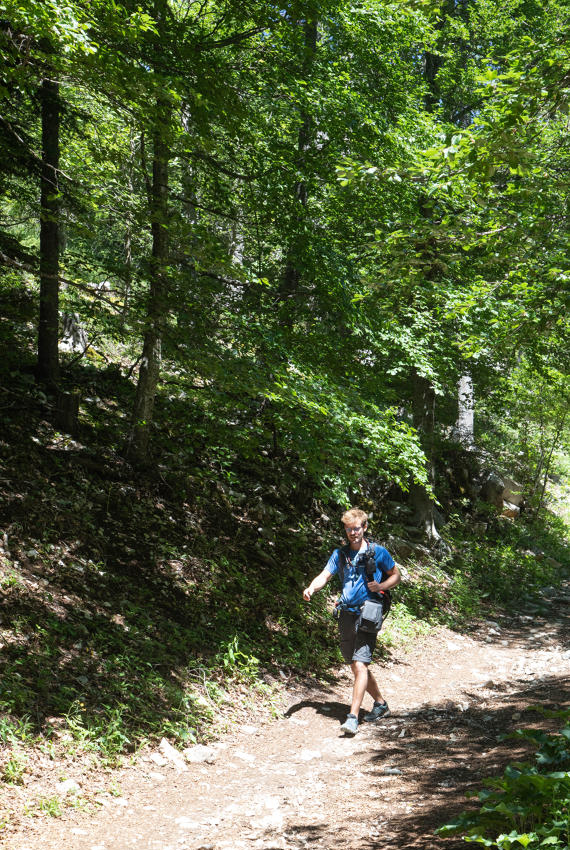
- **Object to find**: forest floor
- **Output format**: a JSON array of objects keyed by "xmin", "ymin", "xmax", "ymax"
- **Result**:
[{"xmin": 3, "ymin": 579, "xmax": 569, "ymax": 850}]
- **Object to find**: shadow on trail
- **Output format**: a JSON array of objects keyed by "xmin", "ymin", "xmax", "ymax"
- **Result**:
[
  {"xmin": 283, "ymin": 674, "xmax": 569, "ymax": 850},
  {"xmin": 284, "ymin": 698, "xmax": 348, "ymax": 723},
  {"xmin": 363, "ymin": 674, "xmax": 569, "ymax": 849}
]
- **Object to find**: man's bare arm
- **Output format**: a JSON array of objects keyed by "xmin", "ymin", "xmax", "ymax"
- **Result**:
[{"xmin": 303, "ymin": 569, "xmax": 332, "ymax": 601}]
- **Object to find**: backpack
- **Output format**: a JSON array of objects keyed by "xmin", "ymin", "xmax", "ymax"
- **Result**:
[{"xmin": 337, "ymin": 541, "xmax": 392, "ymax": 619}]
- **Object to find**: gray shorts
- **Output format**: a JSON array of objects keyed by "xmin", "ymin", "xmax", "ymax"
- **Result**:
[{"xmin": 338, "ymin": 610, "xmax": 377, "ymax": 664}]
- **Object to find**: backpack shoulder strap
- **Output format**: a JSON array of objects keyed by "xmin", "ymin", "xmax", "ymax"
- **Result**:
[
  {"xmin": 365, "ymin": 539, "xmax": 393, "ymax": 617},
  {"xmin": 337, "ymin": 545, "xmax": 350, "ymax": 586},
  {"xmin": 363, "ymin": 539, "xmax": 378, "ymax": 580}
]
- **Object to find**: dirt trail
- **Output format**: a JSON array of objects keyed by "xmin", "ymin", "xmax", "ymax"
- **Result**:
[{"xmin": 5, "ymin": 583, "xmax": 569, "ymax": 850}]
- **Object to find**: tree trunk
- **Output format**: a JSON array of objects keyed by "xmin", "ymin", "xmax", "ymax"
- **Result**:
[
  {"xmin": 535, "ymin": 408, "xmax": 568, "ymax": 516},
  {"xmin": 408, "ymin": 193, "xmax": 440, "ymax": 539},
  {"xmin": 122, "ymin": 225, "xmax": 132, "ymax": 323},
  {"xmin": 37, "ymin": 70, "xmax": 60, "ymax": 386},
  {"xmin": 55, "ymin": 388, "xmax": 80, "ymax": 436},
  {"xmin": 407, "ymin": 38, "xmax": 447, "ymax": 540},
  {"xmin": 281, "ymin": 17, "xmax": 318, "ymax": 303},
  {"xmin": 128, "ymin": 96, "xmax": 170, "ymax": 462},
  {"xmin": 121, "ymin": 130, "xmax": 137, "ymax": 326},
  {"xmin": 410, "ymin": 369, "xmax": 439, "ymax": 540},
  {"xmin": 456, "ymin": 373, "xmax": 475, "ymax": 448}
]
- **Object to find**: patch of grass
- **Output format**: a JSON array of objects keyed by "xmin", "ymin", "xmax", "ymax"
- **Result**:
[
  {"xmin": 1, "ymin": 750, "xmax": 27, "ymax": 784},
  {"xmin": 108, "ymin": 779, "xmax": 122, "ymax": 797},
  {"xmin": 67, "ymin": 795, "xmax": 91, "ymax": 813},
  {"xmin": 31, "ymin": 796, "xmax": 63, "ymax": 818},
  {"xmin": 0, "ymin": 711, "xmax": 34, "ymax": 745},
  {"xmin": 0, "ymin": 570, "xmax": 24, "ymax": 590},
  {"xmin": 62, "ymin": 701, "xmax": 131, "ymax": 764},
  {"xmin": 216, "ymin": 635, "xmax": 261, "ymax": 683},
  {"xmin": 381, "ymin": 602, "xmax": 431, "ymax": 648}
]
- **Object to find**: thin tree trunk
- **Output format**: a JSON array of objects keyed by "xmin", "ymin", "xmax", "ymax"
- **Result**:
[
  {"xmin": 536, "ymin": 409, "xmax": 568, "ymax": 516},
  {"xmin": 530, "ymin": 446, "xmax": 546, "ymax": 498},
  {"xmin": 122, "ymin": 226, "xmax": 132, "ymax": 323},
  {"xmin": 128, "ymin": 97, "xmax": 170, "ymax": 462},
  {"xmin": 37, "ymin": 70, "xmax": 60, "ymax": 386},
  {"xmin": 530, "ymin": 394, "xmax": 547, "ymax": 497},
  {"xmin": 121, "ymin": 131, "xmax": 137, "ymax": 325}
]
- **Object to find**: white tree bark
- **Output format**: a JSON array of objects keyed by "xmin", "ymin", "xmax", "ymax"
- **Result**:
[{"xmin": 456, "ymin": 374, "xmax": 475, "ymax": 448}]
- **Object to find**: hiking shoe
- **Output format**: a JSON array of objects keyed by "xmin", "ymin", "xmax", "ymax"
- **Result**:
[
  {"xmin": 340, "ymin": 713, "xmax": 358, "ymax": 736},
  {"xmin": 363, "ymin": 701, "xmax": 390, "ymax": 722}
]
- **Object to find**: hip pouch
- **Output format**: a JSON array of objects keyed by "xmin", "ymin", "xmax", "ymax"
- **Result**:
[{"xmin": 357, "ymin": 599, "xmax": 383, "ymax": 634}]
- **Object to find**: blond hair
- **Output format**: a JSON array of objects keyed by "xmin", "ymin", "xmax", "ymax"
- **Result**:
[{"xmin": 341, "ymin": 508, "xmax": 368, "ymax": 526}]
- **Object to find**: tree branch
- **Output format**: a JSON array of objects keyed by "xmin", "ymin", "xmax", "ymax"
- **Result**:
[
  {"xmin": 169, "ymin": 191, "xmax": 238, "ymax": 221},
  {"xmin": 197, "ymin": 26, "xmax": 266, "ymax": 50},
  {"xmin": 179, "ymin": 149, "xmax": 270, "ymax": 181}
]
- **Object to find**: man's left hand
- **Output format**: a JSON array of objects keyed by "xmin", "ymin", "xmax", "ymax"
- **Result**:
[{"xmin": 367, "ymin": 580, "xmax": 383, "ymax": 593}]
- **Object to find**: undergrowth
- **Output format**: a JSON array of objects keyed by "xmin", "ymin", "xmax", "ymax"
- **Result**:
[
  {"xmin": 0, "ymin": 494, "xmax": 566, "ymax": 769},
  {"xmin": 438, "ymin": 708, "xmax": 570, "ymax": 849},
  {"xmin": 0, "ymin": 311, "xmax": 568, "ymax": 834}
]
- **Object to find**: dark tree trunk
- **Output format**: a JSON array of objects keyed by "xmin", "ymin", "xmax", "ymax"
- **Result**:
[
  {"xmin": 55, "ymin": 388, "xmax": 80, "ymax": 436},
  {"xmin": 410, "ymin": 369, "xmax": 439, "ymax": 540},
  {"xmin": 281, "ymin": 17, "xmax": 318, "ymax": 303},
  {"xmin": 37, "ymin": 71, "xmax": 60, "ymax": 386},
  {"xmin": 121, "ymin": 130, "xmax": 137, "ymax": 326},
  {"xmin": 128, "ymin": 96, "xmax": 170, "ymax": 462},
  {"xmin": 408, "ymin": 39, "xmax": 447, "ymax": 540}
]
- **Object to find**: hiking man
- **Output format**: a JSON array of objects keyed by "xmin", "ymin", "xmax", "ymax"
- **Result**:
[{"xmin": 303, "ymin": 508, "xmax": 400, "ymax": 736}]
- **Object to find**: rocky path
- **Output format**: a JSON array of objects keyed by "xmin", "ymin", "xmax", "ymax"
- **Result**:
[{"xmin": 6, "ymin": 583, "xmax": 569, "ymax": 850}]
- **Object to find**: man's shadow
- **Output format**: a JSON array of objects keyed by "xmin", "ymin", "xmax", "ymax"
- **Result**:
[{"xmin": 283, "ymin": 699, "xmax": 350, "ymax": 723}]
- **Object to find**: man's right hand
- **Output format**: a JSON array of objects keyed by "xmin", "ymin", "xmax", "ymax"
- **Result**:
[{"xmin": 302, "ymin": 569, "xmax": 330, "ymax": 602}]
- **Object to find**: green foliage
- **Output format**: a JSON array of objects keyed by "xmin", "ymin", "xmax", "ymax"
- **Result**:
[
  {"xmin": 32, "ymin": 796, "xmax": 63, "ymax": 818},
  {"xmin": 1, "ymin": 750, "xmax": 28, "ymax": 785},
  {"xmin": 0, "ymin": 713, "xmax": 34, "ymax": 745},
  {"xmin": 380, "ymin": 601, "xmax": 431, "ymax": 647},
  {"xmin": 216, "ymin": 636, "xmax": 260, "ymax": 683},
  {"xmin": 477, "ymin": 364, "xmax": 570, "ymax": 516},
  {"xmin": 63, "ymin": 701, "xmax": 131, "ymax": 762},
  {"xmin": 438, "ymin": 711, "xmax": 570, "ymax": 849},
  {"xmin": 265, "ymin": 366, "xmax": 429, "ymax": 502},
  {"xmin": 0, "ymin": 0, "xmax": 97, "ymax": 55},
  {"xmin": 0, "ymin": 0, "xmax": 569, "ymax": 789},
  {"xmin": 468, "ymin": 537, "xmax": 554, "ymax": 605}
]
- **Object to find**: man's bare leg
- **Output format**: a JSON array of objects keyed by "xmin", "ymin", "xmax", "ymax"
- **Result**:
[
  {"xmin": 366, "ymin": 668, "xmax": 384, "ymax": 703},
  {"xmin": 349, "ymin": 661, "xmax": 382, "ymax": 716}
]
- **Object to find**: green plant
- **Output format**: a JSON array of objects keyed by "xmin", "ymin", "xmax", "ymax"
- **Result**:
[
  {"xmin": 96, "ymin": 705, "xmax": 131, "ymax": 759},
  {"xmin": 0, "ymin": 571, "xmax": 24, "ymax": 590},
  {"xmin": 0, "ymin": 711, "xmax": 33, "ymax": 745},
  {"xmin": 217, "ymin": 636, "xmax": 260, "ymax": 683},
  {"xmin": 381, "ymin": 602, "xmax": 431, "ymax": 647},
  {"xmin": 35, "ymin": 796, "xmax": 63, "ymax": 818},
  {"xmin": 62, "ymin": 701, "xmax": 130, "ymax": 763},
  {"xmin": 108, "ymin": 780, "xmax": 122, "ymax": 797},
  {"xmin": 39, "ymin": 740, "xmax": 57, "ymax": 760},
  {"xmin": 2, "ymin": 750, "xmax": 27, "ymax": 785},
  {"xmin": 68, "ymin": 795, "xmax": 90, "ymax": 813},
  {"xmin": 438, "ymin": 711, "xmax": 570, "ymax": 849}
]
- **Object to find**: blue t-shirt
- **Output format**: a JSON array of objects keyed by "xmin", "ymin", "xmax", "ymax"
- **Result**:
[{"xmin": 326, "ymin": 542, "xmax": 395, "ymax": 610}]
